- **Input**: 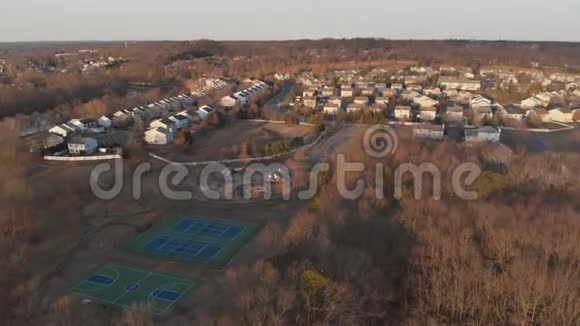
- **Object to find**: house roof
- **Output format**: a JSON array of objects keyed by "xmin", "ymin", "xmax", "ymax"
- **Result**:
[
  {"xmin": 161, "ymin": 117, "xmax": 176, "ymax": 125},
  {"xmin": 69, "ymin": 136, "xmax": 96, "ymax": 145}
]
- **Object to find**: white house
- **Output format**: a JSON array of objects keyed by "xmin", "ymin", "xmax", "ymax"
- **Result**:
[
  {"xmin": 233, "ymin": 91, "xmax": 249, "ymax": 106},
  {"xmin": 419, "ymin": 107, "xmax": 437, "ymax": 121},
  {"xmin": 548, "ymin": 108, "xmax": 574, "ymax": 123},
  {"xmin": 145, "ymin": 127, "xmax": 174, "ymax": 145},
  {"xmin": 323, "ymin": 103, "xmax": 340, "ymax": 115},
  {"xmin": 49, "ymin": 123, "xmax": 78, "ymax": 138},
  {"xmin": 361, "ymin": 87, "xmax": 374, "ymax": 96},
  {"xmin": 354, "ymin": 96, "xmax": 368, "ymax": 105},
  {"xmin": 465, "ymin": 126, "xmax": 501, "ymax": 143},
  {"xmin": 68, "ymin": 119, "xmax": 86, "ymax": 131},
  {"xmin": 68, "ymin": 136, "xmax": 98, "ymax": 155},
  {"xmin": 469, "ymin": 95, "xmax": 492, "ymax": 109},
  {"xmin": 438, "ymin": 77, "xmax": 481, "ymax": 91},
  {"xmin": 321, "ymin": 86, "xmax": 335, "ymax": 97},
  {"xmin": 198, "ymin": 105, "xmax": 215, "ymax": 117},
  {"xmin": 341, "ymin": 87, "xmax": 354, "ymax": 98},
  {"xmin": 394, "ymin": 106, "xmax": 411, "ymax": 120},
  {"xmin": 346, "ymin": 104, "xmax": 364, "ymax": 113},
  {"xmin": 169, "ymin": 115, "xmax": 189, "ymax": 130},
  {"xmin": 391, "ymin": 83, "xmax": 404, "ymax": 91},
  {"xmin": 414, "ymin": 95, "xmax": 438, "ymax": 108},
  {"xmin": 413, "ymin": 124, "xmax": 445, "ymax": 140}
]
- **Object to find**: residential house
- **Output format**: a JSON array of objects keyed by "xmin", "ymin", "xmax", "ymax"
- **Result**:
[
  {"xmin": 375, "ymin": 83, "xmax": 387, "ymax": 92},
  {"xmin": 413, "ymin": 124, "xmax": 445, "ymax": 140},
  {"xmin": 346, "ymin": 103, "xmax": 364, "ymax": 114},
  {"xmin": 144, "ymin": 127, "xmax": 174, "ymax": 145},
  {"xmin": 354, "ymin": 96, "xmax": 368, "ymax": 105},
  {"xmin": 374, "ymin": 97, "xmax": 390, "ymax": 108},
  {"xmin": 68, "ymin": 119, "xmax": 86, "ymax": 131},
  {"xmin": 340, "ymin": 87, "xmax": 353, "ymax": 98},
  {"xmin": 327, "ymin": 96, "xmax": 342, "ymax": 107},
  {"xmin": 394, "ymin": 106, "xmax": 411, "ymax": 120},
  {"xmin": 445, "ymin": 106, "xmax": 464, "ymax": 122},
  {"xmin": 381, "ymin": 88, "xmax": 395, "ymax": 97},
  {"xmin": 404, "ymin": 75, "xmax": 427, "ymax": 85},
  {"xmin": 424, "ymin": 88, "xmax": 442, "ymax": 97},
  {"xmin": 323, "ymin": 103, "xmax": 340, "ymax": 115},
  {"xmin": 361, "ymin": 87, "xmax": 374, "ymax": 96},
  {"xmin": 112, "ymin": 110, "xmax": 131, "ymax": 127},
  {"xmin": 321, "ymin": 86, "xmax": 335, "ymax": 97},
  {"xmin": 233, "ymin": 91, "xmax": 249, "ymax": 106},
  {"xmin": 97, "ymin": 116, "xmax": 112, "ymax": 129},
  {"xmin": 150, "ymin": 118, "xmax": 177, "ymax": 134},
  {"xmin": 303, "ymin": 97, "xmax": 317, "ymax": 109},
  {"xmin": 438, "ymin": 77, "xmax": 481, "ymax": 91},
  {"xmin": 548, "ymin": 108, "xmax": 574, "ymax": 123},
  {"xmin": 169, "ymin": 115, "xmax": 190, "ymax": 130},
  {"xmin": 469, "ymin": 95, "xmax": 492, "ymax": 109},
  {"xmin": 199, "ymin": 105, "xmax": 215, "ymax": 116},
  {"xmin": 521, "ymin": 92, "xmax": 553, "ymax": 109},
  {"xmin": 419, "ymin": 107, "xmax": 437, "ymax": 121},
  {"xmin": 391, "ymin": 83, "xmax": 404, "ymax": 91},
  {"xmin": 49, "ymin": 123, "xmax": 79, "ymax": 138},
  {"xmin": 464, "ymin": 126, "xmax": 501, "ymax": 143},
  {"xmin": 221, "ymin": 95, "xmax": 238, "ymax": 107},
  {"xmin": 414, "ymin": 95, "xmax": 439, "ymax": 108},
  {"xmin": 67, "ymin": 136, "xmax": 98, "ymax": 155}
]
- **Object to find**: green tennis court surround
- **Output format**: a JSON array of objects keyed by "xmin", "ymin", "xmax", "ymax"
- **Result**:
[
  {"xmin": 70, "ymin": 263, "xmax": 200, "ymax": 317},
  {"xmin": 122, "ymin": 216, "xmax": 261, "ymax": 269}
]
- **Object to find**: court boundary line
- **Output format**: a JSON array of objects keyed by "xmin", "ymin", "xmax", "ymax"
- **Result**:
[{"xmin": 70, "ymin": 264, "xmax": 199, "ymax": 316}]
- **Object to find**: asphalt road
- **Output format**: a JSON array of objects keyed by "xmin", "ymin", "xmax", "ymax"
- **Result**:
[{"xmin": 265, "ymin": 82, "xmax": 293, "ymax": 113}]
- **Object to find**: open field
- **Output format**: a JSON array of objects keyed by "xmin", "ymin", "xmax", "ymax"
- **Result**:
[{"xmin": 149, "ymin": 121, "xmax": 315, "ymax": 162}]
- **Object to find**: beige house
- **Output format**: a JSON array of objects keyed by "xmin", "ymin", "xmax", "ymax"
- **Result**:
[
  {"xmin": 419, "ymin": 107, "xmax": 437, "ymax": 121},
  {"xmin": 548, "ymin": 108, "xmax": 574, "ymax": 122},
  {"xmin": 438, "ymin": 77, "xmax": 481, "ymax": 91},
  {"xmin": 394, "ymin": 106, "xmax": 411, "ymax": 120}
]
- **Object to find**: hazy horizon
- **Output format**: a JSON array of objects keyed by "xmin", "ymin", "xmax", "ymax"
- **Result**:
[{"xmin": 2, "ymin": 0, "xmax": 580, "ymax": 42}]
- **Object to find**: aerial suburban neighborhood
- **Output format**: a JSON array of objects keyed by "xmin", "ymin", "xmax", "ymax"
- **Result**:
[{"xmin": 1, "ymin": 10, "xmax": 580, "ymax": 324}]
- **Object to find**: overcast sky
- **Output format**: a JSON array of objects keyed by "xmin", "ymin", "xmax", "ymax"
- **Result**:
[{"xmin": 1, "ymin": 0, "xmax": 580, "ymax": 42}]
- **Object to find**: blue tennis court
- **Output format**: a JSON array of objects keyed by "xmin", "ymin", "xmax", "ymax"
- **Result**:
[
  {"xmin": 88, "ymin": 274, "xmax": 115, "ymax": 285},
  {"xmin": 145, "ymin": 236, "xmax": 223, "ymax": 262},
  {"xmin": 152, "ymin": 289, "xmax": 180, "ymax": 302},
  {"xmin": 123, "ymin": 216, "xmax": 261, "ymax": 268},
  {"xmin": 173, "ymin": 219, "xmax": 242, "ymax": 240}
]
